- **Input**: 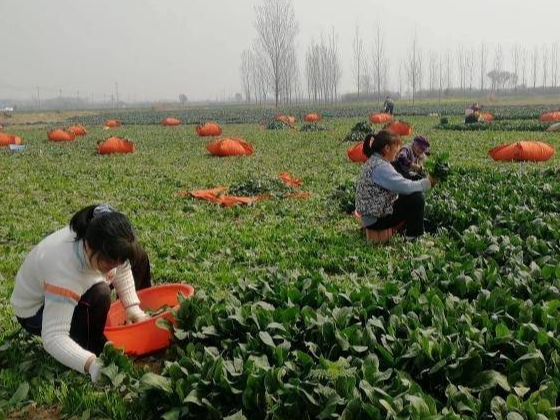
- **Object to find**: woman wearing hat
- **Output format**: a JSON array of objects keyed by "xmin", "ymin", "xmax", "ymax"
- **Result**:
[{"xmin": 393, "ymin": 136, "xmax": 430, "ymax": 179}]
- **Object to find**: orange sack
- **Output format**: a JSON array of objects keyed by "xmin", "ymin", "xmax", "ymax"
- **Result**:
[
  {"xmin": 162, "ymin": 117, "xmax": 181, "ymax": 126},
  {"xmin": 196, "ymin": 122, "xmax": 222, "ymax": 137},
  {"xmin": 369, "ymin": 113, "xmax": 393, "ymax": 124},
  {"xmin": 347, "ymin": 142, "xmax": 367, "ymax": 163},
  {"xmin": 385, "ymin": 120, "xmax": 412, "ymax": 136},
  {"xmin": 539, "ymin": 112, "xmax": 560, "ymax": 122},
  {"xmin": 279, "ymin": 172, "xmax": 302, "ymax": 188},
  {"xmin": 0, "ymin": 133, "xmax": 22, "ymax": 146},
  {"xmin": 206, "ymin": 137, "xmax": 253, "ymax": 157},
  {"xmin": 48, "ymin": 129, "xmax": 76, "ymax": 142},
  {"xmin": 97, "ymin": 136, "xmax": 135, "ymax": 155},
  {"xmin": 105, "ymin": 119, "xmax": 122, "ymax": 128},
  {"xmin": 275, "ymin": 115, "xmax": 296, "ymax": 125},
  {"xmin": 479, "ymin": 113, "xmax": 494, "ymax": 122},
  {"xmin": 489, "ymin": 141, "xmax": 555, "ymax": 162},
  {"xmin": 67, "ymin": 125, "xmax": 87, "ymax": 136},
  {"xmin": 303, "ymin": 113, "xmax": 322, "ymax": 123}
]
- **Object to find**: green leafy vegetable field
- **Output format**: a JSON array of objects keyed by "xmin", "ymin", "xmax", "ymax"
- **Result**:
[{"xmin": 1, "ymin": 111, "xmax": 560, "ymax": 419}]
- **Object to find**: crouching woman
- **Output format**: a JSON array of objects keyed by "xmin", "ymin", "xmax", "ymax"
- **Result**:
[
  {"xmin": 10, "ymin": 204, "xmax": 152, "ymax": 382},
  {"xmin": 355, "ymin": 130, "xmax": 437, "ymax": 241}
]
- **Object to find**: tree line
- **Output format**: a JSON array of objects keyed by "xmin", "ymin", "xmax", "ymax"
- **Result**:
[{"xmin": 240, "ymin": 0, "xmax": 560, "ymax": 106}]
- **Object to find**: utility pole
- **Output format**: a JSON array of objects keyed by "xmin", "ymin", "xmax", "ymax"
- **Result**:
[
  {"xmin": 115, "ymin": 82, "xmax": 119, "ymax": 109},
  {"xmin": 36, "ymin": 86, "xmax": 41, "ymax": 109}
]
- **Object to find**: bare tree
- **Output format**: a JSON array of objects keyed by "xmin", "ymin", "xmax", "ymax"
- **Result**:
[
  {"xmin": 541, "ymin": 44, "xmax": 549, "ymax": 91},
  {"xmin": 438, "ymin": 53, "xmax": 445, "ymax": 103},
  {"xmin": 520, "ymin": 47, "xmax": 528, "ymax": 88},
  {"xmin": 479, "ymin": 43, "xmax": 487, "ymax": 92},
  {"xmin": 531, "ymin": 45, "xmax": 539, "ymax": 90},
  {"xmin": 428, "ymin": 51, "xmax": 438, "ymax": 95},
  {"xmin": 511, "ymin": 44, "xmax": 521, "ymax": 91},
  {"xmin": 550, "ymin": 42, "xmax": 558, "ymax": 88},
  {"xmin": 305, "ymin": 28, "xmax": 342, "ymax": 104},
  {"xmin": 457, "ymin": 45, "xmax": 466, "ymax": 93},
  {"xmin": 467, "ymin": 48, "xmax": 476, "ymax": 95},
  {"xmin": 406, "ymin": 32, "xmax": 422, "ymax": 104},
  {"xmin": 398, "ymin": 62, "xmax": 404, "ymax": 98},
  {"xmin": 352, "ymin": 24, "xmax": 365, "ymax": 100},
  {"xmin": 371, "ymin": 22, "xmax": 386, "ymax": 104},
  {"xmin": 329, "ymin": 28, "xmax": 342, "ymax": 102},
  {"xmin": 254, "ymin": 0, "xmax": 299, "ymax": 107},
  {"xmin": 446, "ymin": 50, "xmax": 453, "ymax": 91},
  {"xmin": 240, "ymin": 49, "xmax": 253, "ymax": 104},
  {"xmin": 493, "ymin": 45, "xmax": 503, "ymax": 92}
]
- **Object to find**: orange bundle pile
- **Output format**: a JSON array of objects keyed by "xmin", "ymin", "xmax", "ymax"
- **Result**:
[
  {"xmin": 48, "ymin": 129, "xmax": 76, "ymax": 142},
  {"xmin": 207, "ymin": 137, "xmax": 253, "ymax": 157},
  {"xmin": 196, "ymin": 122, "xmax": 222, "ymax": 136},
  {"xmin": 97, "ymin": 136, "xmax": 135, "ymax": 155},
  {"xmin": 369, "ymin": 113, "xmax": 393, "ymax": 124},
  {"xmin": 488, "ymin": 141, "xmax": 554, "ymax": 162}
]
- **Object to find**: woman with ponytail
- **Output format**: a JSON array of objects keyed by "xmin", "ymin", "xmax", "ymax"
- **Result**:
[
  {"xmin": 11, "ymin": 204, "xmax": 152, "ymax": 382},
  {"xmin": 355, "ymin": 130, "xmax": 438, "ymax": 241}
]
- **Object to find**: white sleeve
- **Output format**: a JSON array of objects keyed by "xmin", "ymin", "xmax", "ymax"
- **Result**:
[
  {"xmin": 111, "ymin": 262, "xmax": 140, "ymax": 308},
  {"xmin": 41, "ymin": 296, "xmax": 96, "ymax": 373}
]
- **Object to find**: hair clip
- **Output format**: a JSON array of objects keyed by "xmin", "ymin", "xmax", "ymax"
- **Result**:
[{"xmin": 93, "ymin": 204, "xmax": 115, "ymax": 219}]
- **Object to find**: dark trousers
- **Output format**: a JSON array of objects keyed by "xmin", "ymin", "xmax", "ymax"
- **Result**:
[
  {"xmin": 17, "ymin": 251, "xmax": 152, "ymax": 355},
  {"xmin": 366, "ymin": 192, "xmax": 425, "ymax": 238}
]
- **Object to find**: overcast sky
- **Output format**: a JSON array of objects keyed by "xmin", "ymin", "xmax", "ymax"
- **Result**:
[{"xmin": 0, "ymin": 0, "xmax": 558, "ymax": 102}]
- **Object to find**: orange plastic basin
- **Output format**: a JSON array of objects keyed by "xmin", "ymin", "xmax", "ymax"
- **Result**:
[{"xmin": 104, "ymin": 283, "xmax": 195, "ymax": 356}]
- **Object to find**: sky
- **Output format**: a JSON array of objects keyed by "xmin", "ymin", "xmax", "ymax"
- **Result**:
[{"xmin": 0, "ymin": 0, "xmax": 558, "ymax": 102}]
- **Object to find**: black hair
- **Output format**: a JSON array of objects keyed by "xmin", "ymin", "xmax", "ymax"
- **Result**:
[
  {"xmin": 362, "ymin": 130, "xmax": 401, "ymax": 158},
  {"xmin": 69, "ymin": 204, "xmax": 143, "ymax": 265}
]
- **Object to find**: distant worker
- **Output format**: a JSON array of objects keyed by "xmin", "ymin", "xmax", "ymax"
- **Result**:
[{"xmin": 383, "ymin": 96, "xmax": 395, "ymax": 115}]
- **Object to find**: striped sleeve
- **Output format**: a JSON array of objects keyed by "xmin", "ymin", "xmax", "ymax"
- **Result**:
[
  {"xmin": 42, "ymin": 283, "xmax": 96, "ymax": 373},
  {"xmin": 111, "ymin": 262, "xmax": 140, "ymax": 308}
]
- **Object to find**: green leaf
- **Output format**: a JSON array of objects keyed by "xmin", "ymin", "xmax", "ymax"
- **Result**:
[
  {"xmin": 8, "ymin": 382, "xmax": 29, "ymax": 405},
  {"xmin": 140, "ymin": 372, "xmax": 173, "ymax": 393},
  {"xmin": 224, "ymin": 410, "xmax": 248, "ymax": 420},
  {"xmin": 259, "ymin": 331, "xmax": 275, "ymax": 347},
  {"xmin": 470, "ymin": 370, "xmax": 510, "ymax": 392}
]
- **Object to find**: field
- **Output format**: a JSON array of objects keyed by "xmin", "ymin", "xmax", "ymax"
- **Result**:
[{"xmin": 1, "ymin": 105, "xmax": 560, "ymax": 419}]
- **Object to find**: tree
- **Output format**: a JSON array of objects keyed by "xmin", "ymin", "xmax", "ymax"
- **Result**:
[
  {"xmin": 541, "ymin": 44, "xmax": 549, "ymax": 91},
  {"xmin": 457, "ymin": 44, "xmax": 466, "ymax": 93},
  {"xmin": 511, "ymin": 44, "xmax": 521, "ymax": 91},
  {"xmin": 254, "ymin": 0, "xmax": 299, "ymax": 107},
  {"xmin": 520, "ymin": 47, "xmax": 528, "ymax": 88},
  {"xmin": 551, "ymin": 43, "xmax": 559, "ymax": 89},
  {"xmin": 178, "ymin": 94, "xmax": 188, "ymax": 106},
  {"xmin": 240, "ymin": 49, "xmax": 253, "ymax": 104},
  {"xmin": 531, "ymin": 45, "xmax": 539, "ymax": 90},
  {"xmin": 305, "ymin": 28, "xmax": 341, "ymax": 104},
  {"xmin": 492, "ymin": 45, "xmax": 503, "ymax": 92},
  {"xmin": 371, "ymin": 22, "xmax": 386, "ymax": 104},
  {"xmin": 352, "ymin": 24, "xmax": 365, "ymax": 100},
  {"xmin": 467, "ymin": 48, "xmax": 476, "ymax": 94},
  {"xmin": 406, "ymin": 32, "xmax": 422, "ymax": 104},
  {"xmin": 428, "ymin": 51, "xmax": 438, "ymax": 95},
  {"xmin": 479, "ymin": 43, "xmax": 487, "ymax": 92}
]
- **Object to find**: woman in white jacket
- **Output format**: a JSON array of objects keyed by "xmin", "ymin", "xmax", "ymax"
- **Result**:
[{"xmin": 11, "ymin": 204, "xmax": 152, "ymax": 382}]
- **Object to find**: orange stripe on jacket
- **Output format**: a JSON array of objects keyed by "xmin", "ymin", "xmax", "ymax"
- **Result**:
[{"xmin": 44, "ymin": 283, "xmax": 80, "ymax": 302}]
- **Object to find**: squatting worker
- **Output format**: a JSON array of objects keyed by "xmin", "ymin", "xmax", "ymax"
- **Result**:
[
  {"xmin": 10, "ymin": 204, "xmax": 153, "ymax": 382},
  {"xmin": 393, "ymin": 136, "xmax": 430, "ymax": 179},
  {"xmin": 355, "ymin": 130, "xmax": 438, "ymax": 241}
]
